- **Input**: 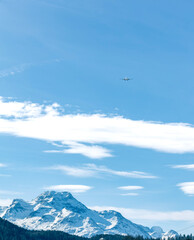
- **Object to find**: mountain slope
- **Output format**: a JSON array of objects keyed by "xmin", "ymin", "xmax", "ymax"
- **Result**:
[
  {"xmin": 0, "ymin": 217, "xmax": 87, "ymax": 240},
  {"xmin": 0, "ymin": 191, "xmax": 178, "ymax": 238},
  {"xmin": 0, "ymin": 217, "xmax": 161, "ymax": 240}
]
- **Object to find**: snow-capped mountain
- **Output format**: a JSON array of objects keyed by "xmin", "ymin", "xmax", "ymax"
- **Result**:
[
  {"xmin": 0, "ymin": 191, "xmax": 178, "ymax": 238},
  {"xmin": 162, "ymin": 230, "xmax": 179, "ymax": 240}
]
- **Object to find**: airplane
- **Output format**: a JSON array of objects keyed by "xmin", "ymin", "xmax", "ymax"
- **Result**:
[{"xmin": 122, "ymin": 77, "xmax": 132, "ymax": 81}]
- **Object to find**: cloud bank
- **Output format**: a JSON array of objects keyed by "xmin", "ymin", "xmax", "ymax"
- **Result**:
[{"xmin": 1, "ymin": 97, "xmax": 194, "ymax": 158}]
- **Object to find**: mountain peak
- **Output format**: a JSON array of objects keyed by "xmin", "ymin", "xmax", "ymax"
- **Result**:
[
  {"xmin": 150, "ymin": 226, "xmax": 164, "ymax": 238},
  {"xmin": 35, "ymin": 191, "xmax": 73, "ymax": 200},
  {"xmin": 32, "ymin": 191, "xmax": 88, "ymax": 213},
  {"xmin": 1, "ymin": 191, "xmax": 178, "ymax": 238},
  {"xmin": 162, "ymin": 230, "xmax": 179, "ymax": 240}
]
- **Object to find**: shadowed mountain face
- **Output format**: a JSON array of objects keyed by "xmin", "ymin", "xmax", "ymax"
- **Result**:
[{"xmin": 0, "ymin": 191, "xmax": 178, "ymax": 238}]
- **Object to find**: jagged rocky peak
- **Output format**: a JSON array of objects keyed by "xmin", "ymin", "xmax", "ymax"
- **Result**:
[
  {"xmin": 8, "ymin": 198, "xmax": 32, "ymax": 212},
  {"xmin": 32, "ymin": 191, "xmax": 88, "ymax": 212},
  {"xmin": 33, "ymin": 191, "xmax": 73, "ymax": 204},
  {"xmin": 36, "ymin": 190, "xmax": 73, "ymax": 199},
  {"xmin": 3, "ymin": 199, "xmax": 32, "ymax": 220}
]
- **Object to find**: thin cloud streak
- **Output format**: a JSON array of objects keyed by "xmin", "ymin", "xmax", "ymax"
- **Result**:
[
  {"xmin": 0, "ymin": 59, "xmax": 63, "ymax": 79},
  {"xmin": 0, "ymin": 64, "xmax": 27, "ymax": 78},
  {"xmin": 0, "ymin": 174, "xmax": 11, "ymax": 177},
  {"xmin": 118, "ymin": 186, "xmax": 144, "ymax": 190},
  {"xmin": 48, "ymin": 164, "xmax": 157, "ymax": 179},
  {"xmin": 172, "ymin": 164, "xmax": 194, "ymax": 170},
  {"xmin": 0, "ymin": 163, "xmax": 6, "ymax": 168},
  {"xmin": 48, "ymin": 165, "xmax": 96, "ymax": 177},
  {"xmin": 121, "ymin": 193, "xmax": 139, "ymax": 196}
]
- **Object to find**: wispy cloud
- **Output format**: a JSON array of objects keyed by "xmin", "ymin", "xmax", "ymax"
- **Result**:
[
  {"xmin": 48, "ymin": 165, "xmax": 96, "ymax": 177},
  {"xmin": 118, "ymin": 186, "xmax": 144, "ymax": 190},
  {"xmin": 45, "ymin": 142, "xmax": 112, "ymax": 159},
  {"xmin": 48, "ymin": 164, "xmax": 157, "ymax": 179},
  {"xmin": 0, "ymin": 174, "xmax": 11, "ymax": 177},
  {"xmin": 121, "ymin": 193, "xmax": 140, "ymax": 196},
  {"xmin": 2, "ymin": 97, "xmax": 194, "ymax": 158},
  {"xmin": 118, "ymin": 186, "xmax": 144, "ymax": 196},
  {"xmin": 0, "ymin": 64, "xmax": 27, "ymax": 78},
  {"xmin": 91, "ymin": 206, "xmax": 194, "ymax": 221},
  {"xmin": 44, "ymin": 185, "xmax": 93, "ymax": 193},
  {"xmin": 0, "ymin": 199, "xmax": 12, "ymax": 207},
  {"xmin": 0, "ymin": 59, "xmax": 63, "ymax": 79},
  {"xmin": 172, "ymin": 164, "xmax": 194, "ymax": 170},
  {"xmin": 177, "ymin": 182, "xmax": 194, "ymax": 196},
  {"xmin": 0, "ymin": 163, "xmax": 10, "ymax": 177},
  {"xmin": 0, "ymin": 163, "xmax": 6, "ymax": 168}
]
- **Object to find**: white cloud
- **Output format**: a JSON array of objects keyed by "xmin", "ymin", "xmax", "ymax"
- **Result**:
[
  {"xmin": 177, "ymin": 182, "xmax": 194, "ymax": 195},
  {"xmin": 0, "ymin": 97, "xmax": 59, "ymax": 118},
  {"xmin": 118, "ymin": 186, "xmax": 144, "ymax": 190},
  {"xmin": 121, "ymin": 193, "xmax": 139, "ymax": 196},
  {"xmin": 91, "ymin": 206, "xmax": 194, "ymax": 221},
  {"xmin": 0, "ymin": 163, "xmax": 6, "ymax": 168},
  {"xmin": 0, "ymin": 199, "xmax": 12, "ymax": 206},
  {"xmin": 44, "ymin": 185, "xmax": 92, "ymax": 193},
  {"xmin": 0, "ymin": 163, "xmax": 10, "ymax": 177},
  {"xmin": 45, "ymin": 142, "xmax": 112, "ymax": 159},
  {"xmin": 0, "ymin": 64, "xmax": 26, "ymax": 78},
  {"xmin": 86, "ymin": 164, "xmax": 157, "ymax": 178},
  {"xmin": 48, "ymin": 164, "xmax": 157, "ymax": 179},
  {"xmin": 172, "ymin": 164, "xmax": 194, "ymax": 170},
  {"xmin": 48, "ymin": 165, "xmax": 96, "ymax": 177},
  {"xmin": 118, "ymin": 186, "xmax": 143, "ymax": 196},
  {"xmin": 2, "ymin": 97, "xmax": 194, "ymax": 158}
]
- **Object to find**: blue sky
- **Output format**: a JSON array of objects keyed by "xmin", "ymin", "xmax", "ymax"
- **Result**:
[{"xmin": 1, "ymin": 0, "xmax": 194, "ymax": 234}]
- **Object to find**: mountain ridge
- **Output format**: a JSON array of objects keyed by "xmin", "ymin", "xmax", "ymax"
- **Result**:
[{"xmin": 0, "ymin": 191, "xmax": 178, "ymax": 238}]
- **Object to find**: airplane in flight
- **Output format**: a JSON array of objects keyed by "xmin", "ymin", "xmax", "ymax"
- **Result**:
[{"xmin": 122, "ymin": 77, "xmax": 132, "ymax": 81}]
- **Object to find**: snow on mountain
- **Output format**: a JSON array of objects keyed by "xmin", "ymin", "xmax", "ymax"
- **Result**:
[
  {"xmin": 1, "ymin": 191, "xmax": 178, "ymax": 238},
  {"xmin": 149, "ymin": 226, "xmax": 164, "ymax": 239},
  {"xmin": 162, "ymin": 230, "xmax": 179, "ymax": 240}
]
